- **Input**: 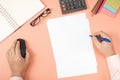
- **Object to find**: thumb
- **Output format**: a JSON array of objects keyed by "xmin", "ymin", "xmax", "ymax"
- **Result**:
[{"xmin": 92, "ymin": 36, "xmax": 101, "ymax": 47}]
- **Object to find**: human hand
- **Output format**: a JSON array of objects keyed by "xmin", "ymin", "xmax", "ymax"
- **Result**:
[
  {"xmin": 92, "ymin": 31, "xmax": 116, "ymax": 57},
  {"xmin": 7, "ymin": 40, "xmax": 30, "ymax": 78}
]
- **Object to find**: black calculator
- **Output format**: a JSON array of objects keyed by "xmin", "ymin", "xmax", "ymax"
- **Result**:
[{"xmin": 59, "ymin": 0, "xmax": 87, "ymax": 14}]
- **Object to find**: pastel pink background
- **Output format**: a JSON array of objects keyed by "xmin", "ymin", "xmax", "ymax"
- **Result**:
[{"xmin": 0, "ymin": 0, "xmax": 120, "ymax": 80}]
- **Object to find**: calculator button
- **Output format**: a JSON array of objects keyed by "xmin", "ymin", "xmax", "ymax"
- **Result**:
[
  {"xmin": 74, "ymin": 4, "xmax": 79, "ymax": 8},
  {"xmin": 61, "ymin": 1, "xmax": 65, "ymax": 4},
  {"xmin": 69, "ymin": 0, "xmax": 72, "ymax": 2},
  {"xmin": 66, "ymin": 3, "xmax": 70, "ymax": 7},
  {"xmin": 81, "ymin": 0, "xmax": 85, "ymax": 6},
  {"xmin": 78, "ymin": 1, "xmax": 82, "ymax": 7},
  {"xmin": 62, "ymin": 7, "xmax": 66, "ymax": 11},
  {"xmin": 62, "ymin": 4, "xmax": 66, "ymax": 8},
  {"xmin": 71, "ymin": 6, "xmax": 74, "ymax": 9},
  {"xmin": 73, "ymin": 2, "xmax": 77, "ymax": 5},
  {"xmin": 67, "ymin": 7, "xmax": 71, "ymax": 10},
  {"xmin": 65, "ymin": 0, "xmax": 69, "ymax": 3},
  {"xmin": 69, "ymin": 3, "xmax": 73, "ymax": 6}
]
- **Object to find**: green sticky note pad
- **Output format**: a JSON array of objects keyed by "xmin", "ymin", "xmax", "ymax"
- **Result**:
[{"xmin": 105, "ymin": 0, "xmax": 120, "ymax": 10}]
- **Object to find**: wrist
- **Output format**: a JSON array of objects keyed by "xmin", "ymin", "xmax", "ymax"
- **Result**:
[
  {"xmin": 12, "ymin": 72, "xmax": 24, "ymax": 78},
  {"xmin": 106, "ymin": 52, "xmax": 116, "ymax": 57}
]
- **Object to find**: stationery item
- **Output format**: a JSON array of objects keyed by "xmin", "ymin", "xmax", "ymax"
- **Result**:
[
  {"xmin": 47, "ymin": 13, "xmax": 97, "ymax": 78},
  {"xmin": 104, "ymin": 4, "xmax": 116, "ymax": 14},
  {"xmin": 101, "ymin": 8, "xmax": 115, "ymax": 17},
  {"xmin": 91, "ymin": 0, "xmax": 104, "ymax": 15},
  {"xmin": 102, "ymin": 0, "xmax": 120, "ymax": 17},
  {"xmin": 59, "ymin": 0, "xmax": 87, "ymax": 14},
  {"xmin": 0, "ymin": 0, "xmax": 45, "ymax": 42},
  {"xmin": 102, "ymin": 0, "xmax": 120, "ymax": 16},
  {"xmin": 96, "ymin": 0, "xmax": 104, "ymax": 14},
  {"xmin": 90, "ymin": 35, "xmax": 111, "ymax": 42},
  {"xmin": 91, "ymin": 0, "xmax": 102, "ymax": 15}
]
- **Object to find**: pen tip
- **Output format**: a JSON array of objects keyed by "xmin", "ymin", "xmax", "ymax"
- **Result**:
[{"xmin": 89, "ymin": 35, "xmax": 93, "ymax": 37}]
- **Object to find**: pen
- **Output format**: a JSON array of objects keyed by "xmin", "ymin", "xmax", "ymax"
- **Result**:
[
  {"xmin": 91, "ymin": 0, "xmax": 100, "ymax": 16},
  {"xmin": 90, "ymin": 35, "xmax": 111, "ymax": 42},
  {"xmin": 95, "ymin": 0, "xmax": 104, "ymax": 14},
  {"xmin": 91, "ymin": 0, "xmax": 103, "ymax": 15}
]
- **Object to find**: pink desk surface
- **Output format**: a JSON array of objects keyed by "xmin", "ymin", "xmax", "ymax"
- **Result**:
[{"xmin": 0, "ymin": 0, "xmax": 120, "ymax": 80}]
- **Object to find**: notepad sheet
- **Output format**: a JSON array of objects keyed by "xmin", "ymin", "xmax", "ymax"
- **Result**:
[{"xmin": 47, "ymin": 13, "xmax": 97, "ymax": 78}]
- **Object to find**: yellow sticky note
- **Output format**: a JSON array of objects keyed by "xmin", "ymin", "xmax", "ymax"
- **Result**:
[{"xmin": 106, "ymin": 0, "xmax": 120, "ymax": 10}]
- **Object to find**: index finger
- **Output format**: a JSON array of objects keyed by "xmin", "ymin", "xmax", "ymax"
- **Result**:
[
  {"xmin": 10, "ymin": 40, "xmax": 17, "ymax": 55},
  {"xmin": 93, "ymin": 31, "xmax": 111, "ymax": 40},
  {"xmin": 15, "ymin": 41, "xmax": 21, "ymax": 57}
]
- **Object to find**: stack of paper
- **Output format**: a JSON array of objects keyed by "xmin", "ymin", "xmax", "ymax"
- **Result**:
[
  {"xmin": 47, "ymin": 13, "xmax": 97, "ymax": 78},
  {"xmin": 102, "ymin": 0, "xmax": 120, "ymax": 17}
]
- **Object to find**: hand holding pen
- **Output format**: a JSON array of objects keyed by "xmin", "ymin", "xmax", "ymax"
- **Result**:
[
  {"xmin": 91, "ymin": 31, "xmax": 116, "ymax": 57},
  {"xmin": 90, "ymin": 35, "xmax": 111, "ymax": 42}
]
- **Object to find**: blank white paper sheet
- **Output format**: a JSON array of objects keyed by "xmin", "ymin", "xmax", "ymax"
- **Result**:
[{"xmin": 47, "ymin": 13, "xmax": 97, "ymax": 78}]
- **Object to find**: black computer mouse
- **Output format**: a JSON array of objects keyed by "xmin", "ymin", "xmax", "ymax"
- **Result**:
[{"xmin": 17, "ymin": 39, "xmax": 26, "ymax": 58}]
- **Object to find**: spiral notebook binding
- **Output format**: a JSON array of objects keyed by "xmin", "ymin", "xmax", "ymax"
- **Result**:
[{"xmin": 0, "ymin": 4, "xmax": 19, "ymax": 30}]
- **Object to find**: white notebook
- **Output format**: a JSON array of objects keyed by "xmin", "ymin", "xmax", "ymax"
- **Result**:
[
  {"xmin": 0, "ymin": 0, "xmax": 45, "ymax": 42},
  {"xmin": 47, "ymin": 13, "xmax": 97, "ymax": 78}
]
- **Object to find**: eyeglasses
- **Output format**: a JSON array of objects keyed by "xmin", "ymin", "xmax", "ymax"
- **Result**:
[{"xmin": 30, "ymin": 8, "xmax": 51, "ymax": 27}]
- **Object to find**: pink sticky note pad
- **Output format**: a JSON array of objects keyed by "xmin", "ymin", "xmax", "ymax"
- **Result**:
[{"xmin": 102, "ymin": 8, "xmax": 116, "ymax": 17}]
